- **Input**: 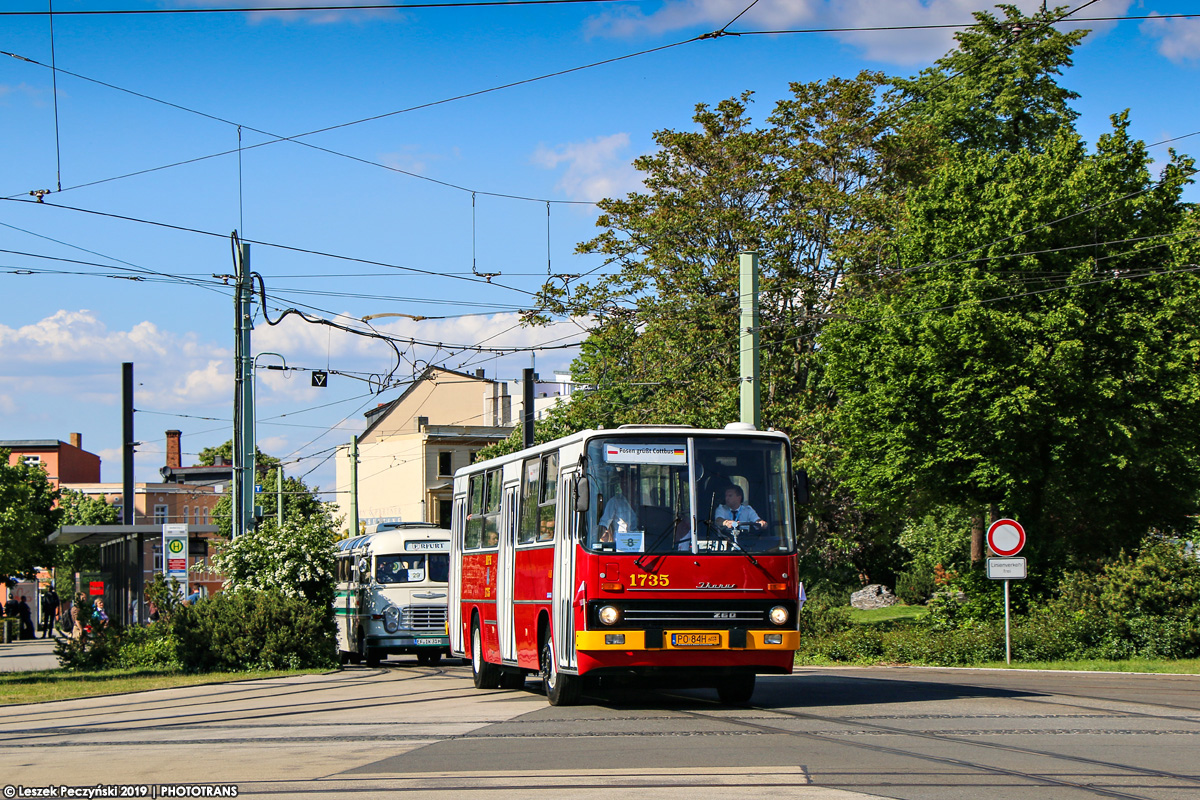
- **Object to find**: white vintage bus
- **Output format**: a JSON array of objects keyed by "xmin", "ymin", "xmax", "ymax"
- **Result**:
[{"xmin": 334, "ymin": 522, "xmax": 451, "ymax": 667}]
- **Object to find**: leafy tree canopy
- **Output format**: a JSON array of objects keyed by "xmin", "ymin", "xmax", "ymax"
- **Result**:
[
  {"xmin": 0, "ymin": 450, "xmax": 62, "ymax": 579},
  {"xmin": 821, "ymin": 115, "xmax": 1200, "ymax": 566},
  {"xmin": 197, "ymin": 441, "xmax": 281, "ymax": 470}
]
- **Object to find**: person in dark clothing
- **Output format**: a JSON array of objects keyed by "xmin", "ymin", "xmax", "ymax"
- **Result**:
[
  {"xmin": 17, "ymin": 596, "xmax": 35, "ymax": 640},
  {"xmin": 41, "ymin": 588, "xmax": 59, "ymax": 638},
  {"xmin": 3, "ymin": 596, "xmax": 17, "ymax": 620}
]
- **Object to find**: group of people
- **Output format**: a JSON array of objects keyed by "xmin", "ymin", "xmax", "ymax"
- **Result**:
[{"xmin": 2, "ymin": 588, "xmax": 113, "ymax": 641}]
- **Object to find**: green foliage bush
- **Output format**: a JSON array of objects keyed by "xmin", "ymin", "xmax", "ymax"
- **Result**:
[
  {"xmin": 894, "ymin": 570, "xmax": 935, "ymax": 605},
  {"xmin": 803, "ymin": 538, "xmax": 1200, "ymax": 665},
  {"xmin": 115, "ymin": 623, "xmax": 182, "ymax": 670},
  {"xmin": 171, "ymin": 588, "xmax": 337, "ymax": 672}
]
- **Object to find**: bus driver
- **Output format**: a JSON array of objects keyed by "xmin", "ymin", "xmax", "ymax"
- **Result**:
[{"xmin": 715, "ymin": 485, "xmax": 767, "ymax": 532}]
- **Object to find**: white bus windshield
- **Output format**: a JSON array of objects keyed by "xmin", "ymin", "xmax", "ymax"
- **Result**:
[
  {"xmin": 375, "ymin": 553, "xmax": 449, "ymax": 584},
  {"xmin": 583, "ymin": 436, "xmax": 795, "ymax": 555}
]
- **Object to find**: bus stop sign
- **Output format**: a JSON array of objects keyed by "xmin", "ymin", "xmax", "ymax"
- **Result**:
[{"xmin": 987, "ymin": 518, "xmax": 1026, "ymax": 557}]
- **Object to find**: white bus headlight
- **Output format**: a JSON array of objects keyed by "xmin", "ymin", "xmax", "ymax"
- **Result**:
[
  {"xmin": 383, "ymin": 605, "xmax": 401, "ymax": 633},
  {"xmin": 598, "ymin": 605, "xmax": 620, "ymax": 626},
  {"xmin": 769, "ymin": 605, "xmax": 789, "ymax": 626}
]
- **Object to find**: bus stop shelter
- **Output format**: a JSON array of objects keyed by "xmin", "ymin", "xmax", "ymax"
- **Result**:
[{"xmin": 49, "ymin": 524, "xmax": 219, "ymax": 627}]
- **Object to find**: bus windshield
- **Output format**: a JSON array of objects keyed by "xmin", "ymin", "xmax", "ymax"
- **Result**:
[
  {"xmin": 376, "ymin": 553, "xmax": 450, "ymax": 584},
  {"xmin": 583, "ymin": 436, "xmax": 795, "ymax": 555}
]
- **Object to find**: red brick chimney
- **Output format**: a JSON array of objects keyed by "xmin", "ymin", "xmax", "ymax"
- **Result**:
[
  {"xmin": 69, "ymin": 432, "xmax": 82, "ymax": 449},
  {"xmin": 166, "ymin": 430, "xmax": 182, "ymax": 469}
]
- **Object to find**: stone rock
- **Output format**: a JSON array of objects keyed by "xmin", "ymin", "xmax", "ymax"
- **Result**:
[{"xmin": 850, "ymin": 584, "xmax": 897, "ymax": 610}]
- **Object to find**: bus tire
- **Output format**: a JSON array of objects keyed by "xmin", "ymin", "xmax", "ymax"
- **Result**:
[
  {"xmin": 338, "ymin": 649, "xmax": 350, "ymax": 666},
  {"xmin": 540, "ymin": 635, "xmax": 581, "ymax": 706},
  {"xmin": 365, "ymin": 648, "xmax": 382, "ymax": 668},
  {"xmin": 417, "ymin": 651, "xmax": 441, "ymax": 666},
  {"xmin": 471, "ymin": 618, "xmax": 501, "ymax": 689},
  {"xmin": 717, "ymin": 673, "xmax": 756, "ymax": 705}
]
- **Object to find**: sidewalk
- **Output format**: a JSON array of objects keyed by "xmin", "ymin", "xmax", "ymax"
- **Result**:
[{"xmin": 0, "ymin": 635, "xmax": 61, "ymax": 673}]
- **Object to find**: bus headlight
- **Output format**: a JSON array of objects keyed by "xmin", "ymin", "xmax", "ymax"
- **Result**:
[
  {"xmin": 598, "ymin": 605, "xmax": 620, "ymax": 626},
  {"xmin": 383, "ymin": 605, "xmax": 401, "ymax": 633},
  {"xmin": 769, "ymin": 605, "xmax": 789, "ymax": 626}
]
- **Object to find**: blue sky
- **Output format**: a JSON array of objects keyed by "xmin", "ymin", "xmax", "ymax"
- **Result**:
[{"xmin": 2, "ymin": 0, "xmax": 1197, "ymax": 500}]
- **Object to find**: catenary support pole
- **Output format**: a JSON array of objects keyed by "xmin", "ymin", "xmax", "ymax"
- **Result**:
[
  {"xmin": 277, "ymin": 464, "xmax": 283, "ymax": 528},
  {"xmin": 523, "ymin": 368, "xmax": 535, "ymax": 449},
  {"xmin": 122, "ymin": 362, "xmax": 134, "ymax": 525},
  {"xmin": 739, "ymin": 251, "xmax": 761, "ymax": 429},
  {"xmin": 232, "ymin": 240, "xmax": 255, "ymax": 537},
  {"xmin": 1005, "ymin": 579, "xmax": 1012, "ymax": 664},
  {"xmin": 348, "ymin": 435, "xmax": 360, "ymax": 538}
]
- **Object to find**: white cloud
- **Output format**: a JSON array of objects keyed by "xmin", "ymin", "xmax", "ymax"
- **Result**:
[
  {"xmin": 0, "ymin": 310, "xmax": 222, "ymax": 367},
  {"xmin": 586, "ymin": 0, "xmax": 1125, "ymax": 66},
  {"xmin": 532, "ymin": 133, "xmax": 643, "ymax": 202},
  {"xmin": 1143, "ymin": 14, "xmax": 1200, "ymax": 64}
]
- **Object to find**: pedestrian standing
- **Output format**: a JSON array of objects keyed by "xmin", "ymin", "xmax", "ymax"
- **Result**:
[
  {"xmin": 17, "ymin": 596, "xmax": 35, "ymax": 640},
  {"xmin": 41, "ymin": 587, "xmax": 60, "ymax": 638}
]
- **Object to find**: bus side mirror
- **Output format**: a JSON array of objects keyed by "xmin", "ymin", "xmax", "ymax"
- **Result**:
[
  {"xmin": 575, "ymin": 476, "xmax": 590, "ymax": 513},
  {"xmin": 794, "ymin": 469, "xmax": 810, "ymax": 506}
]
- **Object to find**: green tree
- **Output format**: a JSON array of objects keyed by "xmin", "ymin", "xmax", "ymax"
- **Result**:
[
  {"xmin": 531, "ymin": 73, "xmax": 911, "ymax": 572},
  {"xmin": 888, "ymin": 4, "xmax": 1087, "ymax": 154},
  {"xmin": 821, "ymin": 117, "xmax": 1200, "ymax": 567},
  {"xmin": 197, "ymin": 441, "xmax": 280, "ymax": 470},
  {"xmin": 54, "ymin": 488, "xmax": 117, "ymax": 596},
  {"xmin": 0, "ymin": 449, "xmax": 61, "ymax": 579}
]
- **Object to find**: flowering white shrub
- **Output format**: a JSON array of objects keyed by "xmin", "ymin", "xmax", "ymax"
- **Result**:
[{"xmin": 210, "ymin": 513, "xmax": 338, "ymax": 608}]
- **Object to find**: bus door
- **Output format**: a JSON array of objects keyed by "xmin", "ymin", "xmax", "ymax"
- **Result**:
[
  {"xmin": 498, "ymin": 481, "xmax": 519, "ymax": 663},
  {"xmin": 552, "ymin": 466, "xmax": 579, "ymax": 673},
  {"xmin": 448, "ymin": 494, "xmax": 466, "ymax": 655}
]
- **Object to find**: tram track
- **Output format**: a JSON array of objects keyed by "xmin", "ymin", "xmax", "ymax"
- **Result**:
[{"xmin": 661, "ymin": 693, "xmax": 1200, "ymax": 800}]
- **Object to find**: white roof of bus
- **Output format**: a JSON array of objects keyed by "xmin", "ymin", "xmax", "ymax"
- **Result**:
[
  {"xmin": 452, "ymin": 424, "xmax": 791, "ymax": 478},
  {"xmin": 336, "ymin": 524, "xmax": 450, "ymax": 553}
]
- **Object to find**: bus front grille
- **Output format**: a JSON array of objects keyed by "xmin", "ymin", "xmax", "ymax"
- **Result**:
[{"xmin": 401, "ymin": 604, "xmax": 447, "ymax": 631}]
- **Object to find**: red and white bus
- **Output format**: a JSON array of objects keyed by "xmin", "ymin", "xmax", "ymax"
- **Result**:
[{"xmin": 449, "ymin": 423, "xmax": 804, "ymax": 705}]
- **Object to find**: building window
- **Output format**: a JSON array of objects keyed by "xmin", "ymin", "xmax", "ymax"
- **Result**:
[
  {"xmin": 183, "ymin": 506, "xmax": 190, "ymax": 525},
  {"xmin": 194, "ymin": 507, "xmax": 201, "ymax": 526},
  {"xmin": 153, "ymin": 544, "xmax": 163, "ymax": 572},
  {"xmin": 202, "ymin": 508, "xmax": 208, "ymax": 525},
  {"xmin": 154, "ymin": 504, "xmax": 168, "ymax": 524},
  {"xmin": 468, "ymin": 451, "xmax": 479, "ymax": 464},
  {"xmin": 438, "ymin": 451, "xmax": 453, "ymax": 477},
  {"xmin": 22, "ymin": 455, "xmax": 41, "ymax": 466}
]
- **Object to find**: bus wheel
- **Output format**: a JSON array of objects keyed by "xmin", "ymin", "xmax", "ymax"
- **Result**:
[
  {"xmin": 417, "ymin": 651, "xmax": 441, "ymax": 666},
  {"xmin": 365, "ymin": 648, "xmax": 382, "ymax": 668},
  {"xmin": 717, "ymin": 673, "xmax": 756, "ymax": 705},
  {"xmin": 540, "ymin": 635, "xmax": 581, "ymax": 706},
  {"xmin": 471, "ymin": 618, "xmax": 501, "ymax": 689},
  {"xmin": 338, "ymin": 649, "xmax": 350, "ymax": 666}
]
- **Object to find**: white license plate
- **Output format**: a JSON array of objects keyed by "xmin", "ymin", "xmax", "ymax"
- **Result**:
[{"xmin": 415, "ymin": 638, "xmax": 443, "ymax": 646}]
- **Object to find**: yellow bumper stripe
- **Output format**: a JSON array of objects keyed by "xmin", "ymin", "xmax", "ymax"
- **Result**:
[{"xmin": 575, "ymin": 630, "xmax": 799, "ymax": 650}]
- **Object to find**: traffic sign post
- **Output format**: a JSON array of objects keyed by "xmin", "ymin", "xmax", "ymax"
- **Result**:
[{"xmin": 986, "ymin": 519, "xmax": 1027, "ymax": 664}]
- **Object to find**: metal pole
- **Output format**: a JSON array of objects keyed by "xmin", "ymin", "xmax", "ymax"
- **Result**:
[
  {"xmin": 122, "ymin": 362, "xmax": 135, "ymax": 525},
  {"xmin": 738, "ymin": 251, "xmax": 761, "ymax": 429},
  {"xmin": 523, "ymin": 368, "xmax": 535, "ymax": 449},
  {"xmin": 277, "ymin": 464, "xmax": 283, "ymax": 527},
  {"xmin": 348, "ymin": 435, "xmax": 360, "ymax": 537},
  {"xmin": 1004, "ymin": 579, "xmax": 1011, "ymax": 665},
  {"xmin": 232, "ymin": 241, "xmax": 254, "ymax": 537}
]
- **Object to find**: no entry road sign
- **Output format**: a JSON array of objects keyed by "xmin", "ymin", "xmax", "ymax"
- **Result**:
[{"xmin": 987, "ymin": 518, "xmax": 1026, "ymax": 557}]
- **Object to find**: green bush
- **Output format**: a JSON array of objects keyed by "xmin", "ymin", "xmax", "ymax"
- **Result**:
[
  {"xmin": 116, "ymin": 623, "xmax": 182, "ymax": 670},
  {"xmin": 798, "ymin": 600, "xmax": 853, "ymax": 639},
  {"xmin": 171, "ymin": 588, "xmax": 337, "ymax": 672},
  {"xmin": 894, "ymin": 570, "xmax": 935, "ymax": 605}
]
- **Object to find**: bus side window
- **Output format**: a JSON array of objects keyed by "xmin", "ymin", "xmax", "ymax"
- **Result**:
[
  {"xmin": 482, "ymin": 469, "xmax": 502, "ymax": 549},
  {"xmin": 538, "ymin": 452, "xmax": 558, "ymax": 542},
  {"xmin": 465, "ymin": 474, "xmax": 484, "ymax": 550},
  {"xmin": 518, "ymin": 458, "xmax": 539, "ymax": 545}
]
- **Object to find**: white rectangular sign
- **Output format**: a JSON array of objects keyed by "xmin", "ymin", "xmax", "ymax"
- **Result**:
[
  {"xmin": 404, "ymin": 540, "xmax": 450, "ymax": 552},
  {"xmin": 614, "ymin": 530, "xmax": 645, "ymax": 553},
  {"xmin": 162, "ymin": 523, "xmax": 189, "ymax": 597},
  {"xmin": 604, "ymin": 443, "xmax": 687, "ymax": 465},
  {"xmin": 987, "ymin": 557, "xmax": 1027, "ymax": 580}
]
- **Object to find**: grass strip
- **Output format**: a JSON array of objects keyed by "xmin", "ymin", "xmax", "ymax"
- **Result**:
[{"xmin": 0, "ymin": 667, "xmax": 329, "ymax": 705}]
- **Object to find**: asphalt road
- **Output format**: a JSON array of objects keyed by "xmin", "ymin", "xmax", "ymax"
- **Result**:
[{"xmin": 1, "ymin": 660, "xmax": 1198, "ymax": 800}]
